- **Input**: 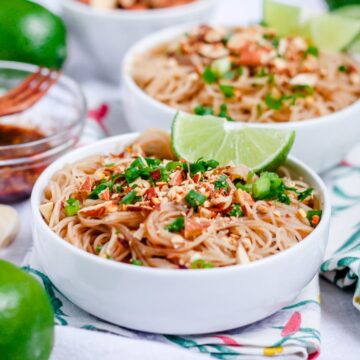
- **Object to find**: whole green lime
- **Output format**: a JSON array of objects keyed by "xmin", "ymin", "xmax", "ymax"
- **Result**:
[
  {"xmin": 0, "ymin": 0, "xmax": 67, "ymax": 69},
  {"xmin": 0, "ymin": 260, "xmax": 54, "ymax": 360}
]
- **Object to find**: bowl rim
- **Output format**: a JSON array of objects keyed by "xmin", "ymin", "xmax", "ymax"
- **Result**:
[
  {"xmin": 121, "ymin": 22, "xmax": 360, "ymax": 129},
  {"xmin": 0, "ymin": 61, "xmax": 87, "ymax": 165},
  {"xmin": 31, "ymin": 132, "xmax": 331, "ymax": 277},
  {"xmin": 61, "ymin": 0, "xmax": 216, "ymax": 20}
]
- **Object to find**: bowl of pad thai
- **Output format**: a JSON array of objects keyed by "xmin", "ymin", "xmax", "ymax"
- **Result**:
[
  {"xmin": 31, "ymin": 126, "xmax": 330, "ymax": 334},
  {"xmin": 60, "ymin": 0, "xmax": 216, "ymax": 82},
  {"xmin": 122, "ymin": 23, "xmax": 360, "ymax": 172}
]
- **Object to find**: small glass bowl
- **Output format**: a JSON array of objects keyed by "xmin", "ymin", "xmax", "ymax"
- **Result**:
[{"xmin": 0, "ymin": 61, "xmax": 86, "ymax": 203}]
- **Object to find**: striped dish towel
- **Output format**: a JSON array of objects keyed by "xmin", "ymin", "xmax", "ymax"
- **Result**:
[{"xmin": 320, "ymin": 145, "xmax": 360, "ymax": 311}]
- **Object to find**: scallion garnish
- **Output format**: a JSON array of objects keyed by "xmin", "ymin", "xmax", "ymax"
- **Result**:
[
  {"xmin": 298, "ymin": 188, "xmax": 313, "ymax": 202},
  {"xmin": 166, "ymin": 217, "xmax": 185, "ymax": 233},
  {"xmin": 304, "ymin": 45, "xmax": 319, "ymax": 57},
  {"xmin": 219, "ymin": 84, "xmax": 235, "ymax": 98},
  {"xmin": 228, "ymin": 204, "xmax": 243, "ymax": 217},
  {"xmin": 185, "ymin": 189, "xmax": 207, "ymax": 208},
  {"xmin": 307, "ymin": 210, "xmax": 322, "ymax": 226},
  {"xmin": 194, "ymin": 105, "xmax": 214, "ymax": 116},
  {"xmin": 130, "ymin": 259, "xmax": 143, "ymax": 266},
  {"xmin": 190, "ymin": 259, "xmax": 214, "ymax": 269},
  {"xmin": 214, "ymin": 174, "xmax": 229, "ymax": 190},
  {"xmin": 338, "ymin": 65, "xmax": 348, "ymax": 73},
  {"xmin": 64, "ymin": 198, "xmax": 80, "ymax": 216},
  {"xmin": 202, "ymin": 66, "xmax": 218, "ymax": 84},
  {"xmin": 121, "ymin": 190, "xmax": 141, "ymax": 205}
]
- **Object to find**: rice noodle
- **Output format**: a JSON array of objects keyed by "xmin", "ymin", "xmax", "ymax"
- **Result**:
[
  {"xmin": 131, "ymin": 25, "xmax": 360, "ymax": 123},
  {"xmin": 40, "ymin": 131, "xmax": 321, "ymax": 269}
]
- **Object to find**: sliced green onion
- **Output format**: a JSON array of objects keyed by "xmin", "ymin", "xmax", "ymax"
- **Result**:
[
  {"xmin": 64, "ymin": 198, "xmax": 80, "ymax": 217},
  {"xmin": 166, "ymin": 217, "xmax": 185, "ymax": 233},
  {"xmin": 185, "ymin": 189, "xmax": 207, "ymax": 208}
]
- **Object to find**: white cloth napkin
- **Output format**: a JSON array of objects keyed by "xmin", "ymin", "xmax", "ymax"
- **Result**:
[{"xmin": 52, "ymin": 327, "xmax": 206, "ymax": 360}]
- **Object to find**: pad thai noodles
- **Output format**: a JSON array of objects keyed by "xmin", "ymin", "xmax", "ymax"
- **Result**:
[
  {"xmin": 78, "ymin": 0, "xmax": 195, "ymax": 10},
  {"xmin": 131, "ymin": 24, "xmax": 360, "ymax": 123},
  {"xmin": 40, "ymin": 130, "xmax": 322, "ymax": 269}
]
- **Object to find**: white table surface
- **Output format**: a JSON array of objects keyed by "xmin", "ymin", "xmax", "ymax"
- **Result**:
[{"xmin": 1, "ymin": 0, "xmax": 360, "ymax": 359}]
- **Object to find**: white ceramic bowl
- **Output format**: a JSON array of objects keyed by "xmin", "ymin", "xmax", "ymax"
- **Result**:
[
  {"xmin": 122, "ymin": 24, "xmax": 360, "ymax": 173},
  {"xmin": 60, "ymin": 0, "xmax": 216, "ymax": 82},
  {"xmin": 31, "ymin": 133, "xmax": 330, "ymax": 335}
]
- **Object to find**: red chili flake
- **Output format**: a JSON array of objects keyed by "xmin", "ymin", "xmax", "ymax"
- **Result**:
[
  {"xmin": 312, "ymin": 215, "xmax": 320, "ymax": 225},
  {"xmin": 145, "ymin": 187, "xmax": 156, "ymax": 200},
  {"xmin": 150, "ymin": 169, "xmax": 161, "ymax": 181},
  {"xmin": 123, "ymin": 186, "xmax": 132, "ymax": 194},
  {"xmin": 192, "ymin": 173, "xmax": 202, "ymax": 183}
]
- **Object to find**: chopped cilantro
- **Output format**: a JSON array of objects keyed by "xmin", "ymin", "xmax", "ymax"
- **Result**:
[
  {"xmin": 304, "ymin": 45, "xmax": 319, "ymax": 57},
  {"xmin": 236, "ymin": 66, "xmax": 243, "ymax": 76},
  {"xmin": 307, "ymin": 210, "xmax": 322, "ymax": 226},
  {"xmin": 293, "ymin": 85, "xmax": 314, "ymax": 97},
  {"xmin": 223, "ymin": 31, "xmax": 233, "ymax": 45},
  {"xmin": 95, "ymin": 245, "xmax": 102, "ymax": 253},
  {"xmin": 265, "ymin": 93, "xmax": 283, "ymax": 110},
  {"xmin": 298, "ymin": 188, "xmax": 313, "ymax": 201},
  {"xmin": 218, "ymin": 103, "xmax": 234, "ymax": 121},
  {"xmin": 64, "ymin": 198, "xmax": 80, "ymax": 217},
  {"xmin": 189, "ymin": 158, "xmax": 218, "ymax": 176},
  {"xmin": 256, "ymin": 68, "xmax": 268, "ymax": 77},
  {"xmin": 214, "ymin": 174, "xmax": 229, "ymax": 190},
  {"xmin": 130, "ymin": 259, "xmax": 142, "ymax": 266},
  {"xmin": 165, "ymin": 161, "xmax": 184, "ymax": 172},
  {"xmin": 185, "ymin": 189, "xmax": 207, "ymax": 208},
  {"xmin": 191, "ymin": 259, "xmax": 214, "ymax": 269},
  {"xmin": 166, "ymin": 217, "xmax": 185, "ymax": 233},
  {"xmin": 338, "ymin": 65, "xmax": 348, "ymax": 73},
  {"xmin": 145, "ymin": 157, "xmax": 161, "ymax": 166},
  {"xmin": 194, "ymin": 105, "xmax": 214, "ymax": 116},
  {"xmin": 88, "ymin": 181, "xmax": 109, "ymax": 200},
  {"xmin": 104, "ymin": 162, "xmax": 115, "ymax": 167},
  {"xmin": 219, "ymin": 84, "xmax": 235, "ymax": 98},
  {"xmin": 202, "ymin": 66, "xmax": 218, "ymax": 84},
  {"xmin": 121, "ymin": 190, "xmax": 141, "ymax": 204},
  {"xmin": 228, "ymin": 204, "xmax": 243, "ymax": 217}
]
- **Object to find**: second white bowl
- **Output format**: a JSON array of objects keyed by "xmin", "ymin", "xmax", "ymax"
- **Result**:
[{"xmin": 122, "ymin": 24, "xmax": 360, "ymax": 173}]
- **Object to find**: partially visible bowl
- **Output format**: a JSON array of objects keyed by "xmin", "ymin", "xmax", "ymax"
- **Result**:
[
  {"xmin": 0, "ymin": 61, "xmax": 86, "ymax": 203},
  {"xmin": 31, "ymin": 133, "xmax": 330, "ymax": 335},
  {"xmin": 60, "ymin": 0, "xmax": 217, "ymax": 83},
  {"xmin": 121, "ymin": 24, "xmax": 360, "ymax": 173}
]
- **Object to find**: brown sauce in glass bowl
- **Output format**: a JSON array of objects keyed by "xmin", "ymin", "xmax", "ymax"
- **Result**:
[
  {"xmin": 0, "ymin": 124, "xmax": 49, "ymax": 203},
  {"xmin": 0, "ymin": 124, "xmax": 45, "ymax": 146}
]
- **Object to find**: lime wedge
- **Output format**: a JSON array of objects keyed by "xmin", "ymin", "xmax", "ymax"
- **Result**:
[
  {"xmin": 263, "ymin": 0, "xmax": 302, "ymax": 35},
  {"xmin": 307, "ymin": 13, "xmax": 360, "ymax": 51},
  {"xmin": 171, "ymin": 112, "xmax": 295, "ymax": 172},
  {"xmin": 332, "ymin": 5, "xmax": 360, "ymax": 54},
  {"xmin": 332, "ymin": 5, "xmax": 360, "ymax": 19},
  {"xmin": 263, "ymin": 0, "xmax": 360, "ymax": 51}
]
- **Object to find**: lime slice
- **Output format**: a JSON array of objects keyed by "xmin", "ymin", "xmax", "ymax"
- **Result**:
[
  {"xmin": 347, "ymin": 33, "xmax": 360, "ymax": 54},
  {"xmin": 332, "ymin": 5, "xmax": 360, "ymax": 54},
  {"xmin": 171, "ymin": 112, "xmax": 295, "ymax": 172},
  {"xmin": 332, "ymin": 5, "xmax": 360, "ymax": 19},
  {"xmin": 307, "ymin": 13, "xmax": 360, "ymax": 51},
  {"xmin": 263, "ymin": 0, "xmax": 302, "ymax": 35}
]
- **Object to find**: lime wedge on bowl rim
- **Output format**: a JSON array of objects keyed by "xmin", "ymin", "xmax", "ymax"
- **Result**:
[
  {"xmin": 306, "ymin": 13, "xmax": 360, "ymax": 52},
  {"xmin": 332, "ymin": 5, "xmax": 360, "ymax": 55},
  {"xmin": 171, "ymin": 112, "xmax": 295, "ymax": 172},
  {"xmin": 263, "ymin": 0, "xmax": 360, "ymax": 52},
  {"xmin": 263, "ymin": 0, "xmax": 302, "ymax": 35}
]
